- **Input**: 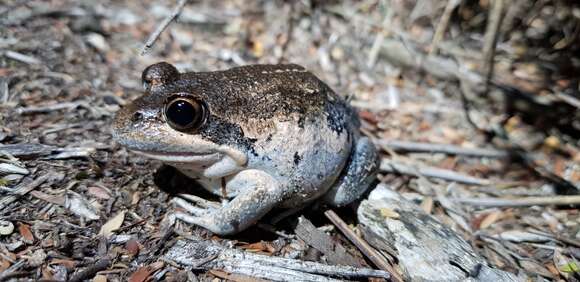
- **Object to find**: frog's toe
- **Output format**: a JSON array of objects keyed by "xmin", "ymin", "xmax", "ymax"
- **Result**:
[
  {"xmin": 177, "ymin": 193, "xmax": 220, "ymax": 209},
  {"xmin": 173, "ymin": 197, "xmax": 211, "ymax": 216},
  {"xmin": 174, "ymin": 211, "xmax": 239, "ymax": 235}
]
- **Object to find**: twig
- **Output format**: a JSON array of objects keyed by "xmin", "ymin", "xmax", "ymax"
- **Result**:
[
  {"xmin": 366, "ymin": 0, "xmax": 392, "ymax": 67},
  {"xmin": 380, "ymin": 159, "xmax": 490, "ymax": 186},
  {"xmin": 456, "ymin": 195, "xmax": 580, "ymax": 207},
  {"xmin": 140, "ymin": 0, "xmax": 189, "ymax": 55},
  {"xmin": 376, "ymin": 139, "xmax": 508, "ymax": 158},
  {"xmin": 555, "ymin": 92, "xmax": 580, "ymax": 109},
  {"xmin": 324, "ymin": 210, "xmax": 403, "ymax": 282},
  {"xmin": 68, "ymin": 257, "xmax": 111, "ymax": 282},
  {"xmin": 481, "ymin": 0, "xmax": 505, "ymax": 92},
  {"xmin": 16, "ymin": 102, "xmax": 85, "ymax": 115},
  {"xmin": 3, "ymin": 50, "xmax": 41, "ymax": 65},
  {"xmin": 429, "ymin": 0, "xmax": 462, "ymax": 55}
]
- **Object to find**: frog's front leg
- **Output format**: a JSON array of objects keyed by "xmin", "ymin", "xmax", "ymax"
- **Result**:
[{"xmin": 173, "ymin": 169, "xmax": 282, "ymax": 235}]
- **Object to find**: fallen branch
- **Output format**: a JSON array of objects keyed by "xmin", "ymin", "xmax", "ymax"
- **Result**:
[
  {"xmin": 456, "ymin": 195, "xmax": 580, "ymax": 207},
  {"xmin": 376, "ymin": 139, "xmax": 508, "ymax": 158},
  {"xmin": 164, "ymin": 238, "xmax": 390, "ymax": 281},
  {"xmin": 358, "ymin": 184, "xmax": 522, "ymax": 281},
  {"xmin": 380, "ymin": 159, "xmax": 490, "ymax": 186}
]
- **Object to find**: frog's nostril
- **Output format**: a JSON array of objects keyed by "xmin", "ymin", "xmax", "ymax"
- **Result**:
[{"xmin": 131, "ymin": 111, "xmax": 144, "ymax": 122}]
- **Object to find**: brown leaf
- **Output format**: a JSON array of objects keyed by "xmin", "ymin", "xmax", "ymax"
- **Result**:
[
  {"xmin": 241, "ymin": 241, "xmax": 276, "ymax": 254},
  {"xmin": 479, "ymin": 210, "xmax": 503, "ymax": 229},
  {"xmin": 128, "ymin": 262, "xmax": 164, "ymax": 282},
  {"xmin": 18, "ymin": 223, "xmax": 34, "ymax": 243},
  {"xmin": 125, "ymin": 239, "xmax": 141, "ymax": 256},
  {"xmin": 41, "ymin": 266, "xmax": 54, "ymax": 280},
  {"xmin": 0, "ymin": 258, "xmax": 10, "ymax": 272}
]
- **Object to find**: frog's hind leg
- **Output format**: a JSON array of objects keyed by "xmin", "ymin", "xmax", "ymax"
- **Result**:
[{"xmin": 322, "ymin": 137, "xmax": 379, "ymax": 207}]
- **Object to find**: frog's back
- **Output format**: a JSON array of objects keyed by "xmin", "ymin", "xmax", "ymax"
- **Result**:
[{"xmin": 177, "ymin": 64, "xmax": 359, "ymax": 134}]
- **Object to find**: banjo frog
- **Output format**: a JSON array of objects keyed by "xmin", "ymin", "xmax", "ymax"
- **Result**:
[{"xmin": 113, "ymin": 62, "xmax": 378, "ymax": 235}]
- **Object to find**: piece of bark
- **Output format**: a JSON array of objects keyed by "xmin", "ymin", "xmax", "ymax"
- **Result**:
[
  {"xmin": 357, "ymin": 184, "xmax": 523, "ymax": 282},
  {"xmin": 164, "ymin": 238, "xmax": 390, "ymax": 282},
  {"xmin": 295, "ymin": 216, "xmax": 362, "ymax": 267}
]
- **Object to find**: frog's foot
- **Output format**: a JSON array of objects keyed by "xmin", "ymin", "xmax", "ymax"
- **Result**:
[
  {"xmin": 172, "ymin": 169, "xmax": 283, "ymax": 235},
  {"xmin": 322, "ymin": 136, "xmax": 379, "ymax": 207}
]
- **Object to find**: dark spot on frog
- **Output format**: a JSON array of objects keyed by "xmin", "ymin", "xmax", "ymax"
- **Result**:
[
  {"xmin": 298, "ymin": 116, "xmax": 305, "ymax": 129},
  {"xmin": 293, "ymin": 152, "xmax": 301, "ymax": 165},
  {"xmin": 131, "ymin": 111, "xmax": 143, "ymax": 122},
  {"xmin": 265, "ymin": 134, "xmax": 272, "ymax": 142}
]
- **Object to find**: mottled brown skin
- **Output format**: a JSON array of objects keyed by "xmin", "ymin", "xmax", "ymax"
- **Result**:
[{"xmin": 113, "ymin": 62, "xmax": 378, "ymax": 235}]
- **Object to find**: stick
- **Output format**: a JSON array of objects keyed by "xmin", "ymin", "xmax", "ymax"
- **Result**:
[
  {"xmin": 380, "ymin": 159, "xmax": 490, "ymax": 186},
  {"xmin": 68, "ymin": 257, "xmax": 111, "ymax": 282},
  {"xmin": 481, "ymin": 0, "xmax": 505, "ymax": 92},
  {"xmin": 456, "ymin": 195, "xmax": 580, "ymax": 207},
  {"xmin": 430, "ymin": 0, "xmax": 462, "ymax": 55},
  {"xmin": 376, "ymin": 139, "xmax": 508, "ymax": 158},
  {"xmin": 140, "ymin": 0, "xmax": 189, "ymax": 55},
  {"xmin": 324, "ymin": 210, "xmax": 403, "ymax": 282}
]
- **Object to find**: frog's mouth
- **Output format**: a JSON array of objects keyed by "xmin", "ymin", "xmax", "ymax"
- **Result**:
[{"xmin": 130, "ymin": 149, "xmax": 221, "ymax": 164}]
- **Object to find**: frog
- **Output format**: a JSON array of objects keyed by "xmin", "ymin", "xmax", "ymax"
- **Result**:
[{"xmin": 112, "ymin": 62, "xmax": 379, "ymax": 235}]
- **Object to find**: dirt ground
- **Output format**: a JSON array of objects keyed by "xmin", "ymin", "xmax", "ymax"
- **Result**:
[{"xmin": 1, "ymin": 0, "xmax": 579, "ymax": 281}]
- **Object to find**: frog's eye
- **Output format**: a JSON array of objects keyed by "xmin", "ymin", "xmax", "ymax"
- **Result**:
[{"xmin": 164, "ymin": 97, "xmax": 207, "ymax": 132}]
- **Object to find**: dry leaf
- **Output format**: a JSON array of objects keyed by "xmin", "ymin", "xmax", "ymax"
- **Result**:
[
  {"xmin": 41, "ymin": 266, "xmax": 54, "ymax": 280},
  {"xmin": 479, "ymin": 210, "xmax": 503, "ymax": 229},
  {"xmin": 87, "ymin": 186, "xmax": 112, "ymax": 200},
  {"xmin": 125, "ymin": 239, "xmax": 141, "ymax": 256},
  {"xmin": 18, "ymin": 223, "xmax": 34, "ymax": 243},
  {"xmin": 99, "ymin": 210, "xmax": 126, "ymax": 238},
  {"xmin": 241, "ymin": 241, "xmax": 276, "ymax": 254},
  {"xmin": 420, "ymin": 197, "xmax": 433, "ymax": 214},
  {"xmin": 128, "ymin": 261, "xmax": 164, "ymax": 282},
  {"xmin": 0, "ymin": 259, "xmax": 10, "ymax": 272}
]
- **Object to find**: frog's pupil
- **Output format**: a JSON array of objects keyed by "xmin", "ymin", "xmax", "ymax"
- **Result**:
[{"xmin": 167, "ymin": 100, "xmax": 196, "ymax": 127}]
